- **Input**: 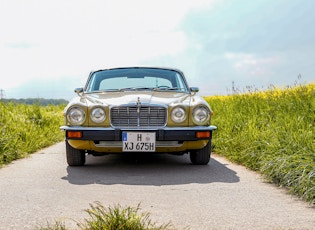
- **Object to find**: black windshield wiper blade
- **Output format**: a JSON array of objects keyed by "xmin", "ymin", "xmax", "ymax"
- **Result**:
[
  {"xmin": 119, "ymin": 87, "xmax": 154, "ymax": 91},
  {"xmin": 119, "ymin": 87, "xmax": 133, "ymax": 91},
  {"xmin": 154, "ymin": 86, "xmax": 179, "ymax": 91}
]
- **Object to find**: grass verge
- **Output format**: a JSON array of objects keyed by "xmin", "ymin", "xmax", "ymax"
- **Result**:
[
  {"xmin": 0, "ymin": 102, "xmax": 65, "ymax": 167},
  {"xmin": 205, "ymin": 83, "xmax": 315, "ymax": 204}
]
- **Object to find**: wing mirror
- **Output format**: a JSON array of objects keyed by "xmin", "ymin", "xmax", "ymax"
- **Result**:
[
  {"xmin": 74, "ymin": 88, "xmax": 84, "ymax": 96},
  {"xmin": 190, "ymin": 87, "xmax": 199, "ymax": 93}
]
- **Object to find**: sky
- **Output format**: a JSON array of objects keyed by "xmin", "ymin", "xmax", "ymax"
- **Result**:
[{"xmin": 0, "ymin": 0, "xmax": 314, "ymax": 100}]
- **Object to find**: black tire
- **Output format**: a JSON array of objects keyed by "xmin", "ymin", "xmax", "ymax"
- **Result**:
[
  {"xmin": 66, "ymin": 141, "xmax": 86, "ymax": 166},
  {"xmin": 190, "ymin": 141, "xmax": 211, "ymax": 165}
]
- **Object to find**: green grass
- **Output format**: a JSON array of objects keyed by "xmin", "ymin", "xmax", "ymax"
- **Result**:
[
  {"xmin": 37, "ymin": 202, "xmax": 175, "ymax": 230},
  {"xmin": 205, "ymin": 83, "xmax": 315, "ymax": 204},
  {"xmin": 0, "ymin": 102, "xmax": 65, "ymax": 166}
]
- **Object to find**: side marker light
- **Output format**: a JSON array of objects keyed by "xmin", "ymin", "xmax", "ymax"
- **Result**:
[
  {"xmin": 196, "ymin": 131, "xmax": 211, "ymax": 139},
  {"xmin": 67, "ymin": 131, "xmax": 83, "ymax": 138}
]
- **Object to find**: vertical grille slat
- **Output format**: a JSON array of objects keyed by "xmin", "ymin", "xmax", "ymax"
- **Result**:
[{"xmin": 111, "ymin": 106, "xmax": 166, "ymax": 127}]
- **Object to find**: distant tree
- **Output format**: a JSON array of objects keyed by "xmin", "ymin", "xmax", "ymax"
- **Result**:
[{"xmin": 1, "ymin": 98, "xmax": 68, "ymax": 106}]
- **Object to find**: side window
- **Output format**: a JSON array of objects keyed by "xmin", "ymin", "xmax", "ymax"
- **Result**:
[
  {"xmin": 174, "ymin": 73, "xmax": 188, "ymax": 91},
  {"xmin": 86, "ymin": 75, "xmax": 99, "ymax": 91}
]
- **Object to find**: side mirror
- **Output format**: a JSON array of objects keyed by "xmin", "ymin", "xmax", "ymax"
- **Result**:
[
  {"xmin": 190, "ymin": 87, "xmax": 199, "ymax": 93},
  {"xmin": 74, "ymin": 88, "xmax": 84, "ymax": 96}
]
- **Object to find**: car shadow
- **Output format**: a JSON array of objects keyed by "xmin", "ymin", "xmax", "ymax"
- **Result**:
[{"xmin": 62, "ymin": 153, "xmax": 240, "ymax": 186}]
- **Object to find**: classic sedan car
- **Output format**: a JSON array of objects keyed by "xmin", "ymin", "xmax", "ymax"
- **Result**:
[{"xmin": 60, "ymin": 67, "xmax": 217, "ymax": 166}]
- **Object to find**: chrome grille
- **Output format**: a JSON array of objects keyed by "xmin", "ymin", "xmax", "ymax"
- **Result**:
[{"xmin": 111, "ymin": 106, "xmax": 167, "ymax": 127}]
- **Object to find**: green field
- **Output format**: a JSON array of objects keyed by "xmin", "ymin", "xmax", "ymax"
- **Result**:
[
  {"xmin": 0, "ymin": 102, "xmax": 64, "ymax": 166},
  {"xmin": 0, "ymin": 84, "xmax": 314, "ymax": 204},
  {"xmin": 205, "ymin": 83, "xmax": 315, "ymax": 204}
]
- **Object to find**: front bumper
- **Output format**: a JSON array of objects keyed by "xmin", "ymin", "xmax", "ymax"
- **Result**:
[
  {"xmin": 60, "ymin": 125, "xmax": 217, "ymax": 141},
  {"xmin": 60, "ymin": 125, "xmax": 217, "ymax": 153}
]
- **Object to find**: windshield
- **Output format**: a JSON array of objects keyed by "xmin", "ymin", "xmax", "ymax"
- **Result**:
[{"xmin": 85, "ymin": 68, "xmax": 189, "ymax": 93}]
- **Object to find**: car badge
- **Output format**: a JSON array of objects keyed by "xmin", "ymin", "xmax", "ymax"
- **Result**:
[{"xmin": 136, "ymin": 97, "xmax": 141, "ymax": 106}]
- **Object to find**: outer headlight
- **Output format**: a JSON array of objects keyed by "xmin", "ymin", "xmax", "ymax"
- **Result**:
[
  {"xmin": 91, "ymin": 107, "xmax": 106, "ymax": 123},
  {"xmin": 67, "ymin": 107, "xmax": 86, "ymax": 125},
  {"xmin": 192, "ymin": 105, "xmax": 210, "ymax": 125},
  {"xmin": 171, "ymin": 106, "xmax": 186, "ymax": 123}
]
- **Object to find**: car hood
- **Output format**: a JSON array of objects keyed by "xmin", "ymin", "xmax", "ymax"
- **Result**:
[{"xmin": 82, "ymin": 91, "xmax": 192, "ymax": 106}]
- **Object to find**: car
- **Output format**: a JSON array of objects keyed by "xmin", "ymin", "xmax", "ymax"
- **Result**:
[{"xmin": 60, "ymin": 67, "xmax": 217, "ymax": 166}]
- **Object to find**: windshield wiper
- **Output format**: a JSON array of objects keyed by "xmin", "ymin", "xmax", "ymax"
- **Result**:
[
  {"xmin": 119, "ymin": 87, "xmax": 154, "ymax": 91},
  {"xmin": 154, "ymin": 86, "xmax": 179, "ymax": 91}
]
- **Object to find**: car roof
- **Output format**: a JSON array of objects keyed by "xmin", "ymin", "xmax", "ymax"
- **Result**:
[{"xmin": 91, "ymin": 66, "xmax": 184, "ymax": 75}]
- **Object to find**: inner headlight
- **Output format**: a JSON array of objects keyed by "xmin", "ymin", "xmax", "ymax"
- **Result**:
[
  {"xmin": 171, "ymin": 106, "xmax": 186, "ymax": 123},
  {"xmin": 67, "ymin": 107, "xmax": 86, "ymax": 125},
  {"xmin": 91, "ymin": 107, "xmax": 106, "ymax": 123},
  {"xmin": 192, "ymin": 105, "xmax": 210, "ymax": 125}
]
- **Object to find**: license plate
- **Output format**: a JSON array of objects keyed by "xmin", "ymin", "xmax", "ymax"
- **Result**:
[{"xmin": 122, "ymin": 132, "xmax": 155, "ymax": 152}]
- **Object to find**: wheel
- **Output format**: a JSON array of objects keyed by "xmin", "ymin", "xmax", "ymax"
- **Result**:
[
  {"xmin": 190, "ymin": 141, "xmax": 211, "ymax": 165},
  {"xmin": 65, "ymin": 141, "xmax": 86, "ymax": 166}
]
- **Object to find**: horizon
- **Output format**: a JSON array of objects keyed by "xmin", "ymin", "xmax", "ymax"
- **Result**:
[{"xmin": 1, "ymin": 78, "xmax": 312, "ymax": 101}]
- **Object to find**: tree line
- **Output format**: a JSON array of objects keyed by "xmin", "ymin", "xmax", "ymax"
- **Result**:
[{"xmin": 0, "ymin": 98, "xmax": 68, "ymax": 106}]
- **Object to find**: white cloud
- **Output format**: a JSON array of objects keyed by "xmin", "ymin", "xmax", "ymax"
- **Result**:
[
  {"xmin": 5, "ymin": 0, "xmax": 313, "ymax": 99},
  {"xmin": 0, "ymin": 0, "xmax": 213, "ymax": 92},
  {"xmin": 225, "ymin": 53, "xmax": 281, "ymax": 77}
]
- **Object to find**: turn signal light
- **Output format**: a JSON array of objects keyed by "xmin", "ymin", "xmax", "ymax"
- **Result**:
[
  {"xmin": 196, "ymin": 131, "xmax": 211, "ymax": 139},
  {"xmin": 67, "ymin": 131, "xmax": 82, "ymax": 138}
]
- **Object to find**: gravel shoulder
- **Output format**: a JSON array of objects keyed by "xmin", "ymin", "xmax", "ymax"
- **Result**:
[{"xmin": 0, "ymin": 142, "xmax": 314, "ymax": 229}]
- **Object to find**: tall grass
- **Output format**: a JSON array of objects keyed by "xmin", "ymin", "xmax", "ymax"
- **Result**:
[
  {"xmin": 37, "ymin": 202, "xmax": 175, "ymax": 230},
  {"xmin": 205, "ymin": 83, "xmax": 315, "ymax": 204},
  {"xmin": 0, "ymin": 102, "xmax": 65, "ymax": 166},
  {"xmin": 77, "ymin": 202, "xmax": 173, "ymax": 230}
]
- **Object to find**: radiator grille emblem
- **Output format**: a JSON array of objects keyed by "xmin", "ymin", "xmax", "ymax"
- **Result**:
[{"xmin": 136, "ymin": 97, "xmax": 141, "ymax": 106}]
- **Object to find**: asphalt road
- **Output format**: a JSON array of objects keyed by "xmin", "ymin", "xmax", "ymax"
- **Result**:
[{"xmin": 0, "ymin": 142, "xmax": 314, "ymax": 230}]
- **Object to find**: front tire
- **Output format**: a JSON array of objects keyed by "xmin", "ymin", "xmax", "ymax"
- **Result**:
[
  {"xmin": 190, "ymin": 141, "xmax": 211, "ymax": 165},
  {"xmin": 66, "ymin": 141, "xmax": 86, "ymax": 166}
]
